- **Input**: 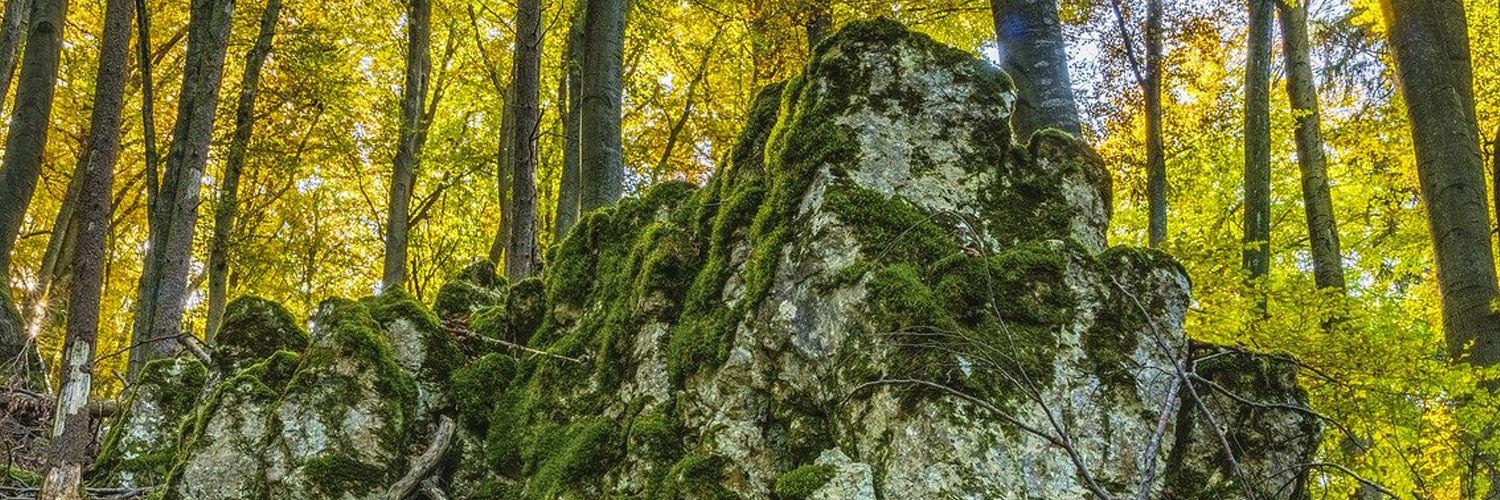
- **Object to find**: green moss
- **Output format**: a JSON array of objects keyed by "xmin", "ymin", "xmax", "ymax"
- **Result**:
[
  {"xmin": 525, "ymin": 418, "xmax": 622, "ymax": 499},
  {"xmin": 647, "ymin": 453, "xmax": 740, "ymax": 500},
  {"xmin": 773, "ymin": 464, "xmax": 836, "ymax": 500},
  {"xmin": 94, "ymin": 357, "xmax": 210, "ymax": 486},
  {"xmin": 212, "ymin": 296, "xmax": 308, "ymax": 373},
  {"xmin": 300, "ymin": 297, "xmax": 420, "ymax": 444},
  {"xmin": 302, "ymin": 451, "xmax": 387, "ymax": 497},
  {"xmin": 505, "ymin": 277, "xmax": 546, "ymax": 345},
  {"xmin": 3, "ymin": 465, "xmax": 38, "ymax": 487},
  {"xmin": 435, "ymin": 279, "xmax": 509, "ymax": 321},
  {"xmin": 367, "ymin": 289, "xmax": 466, "ymax": 388},
  {"xmin": 823, "ymin": 185, "xmax": 958, "ymax": 265},
  {"xmin": 629, "ymin": 407, "xmax": 681, "ymax": 460},
  {"xmin": 451, "ymin": 353, "xmax": 519, "ymax": 433}
]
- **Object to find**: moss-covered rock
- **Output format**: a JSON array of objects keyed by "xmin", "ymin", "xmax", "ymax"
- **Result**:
[
  {"xmin": 211, "ymin": 296, "xmax": 309, "ymax": 374},
  {"xmin": 434, "ymin": 261, "xmax": 509, "ymax": 321},
  {"xmin": 94, "ymin": 357, "xmax": 209, "ymax": 488},
  {"xmin": 366, "ymin": 290, "xmax": 464, "ymax": 417}
]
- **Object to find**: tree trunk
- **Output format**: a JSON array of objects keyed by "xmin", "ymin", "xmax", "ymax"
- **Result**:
[
  {"xmin": 37, "ymin": 0, "xmax": 132, "ymax": 495},
  {"xmin": 382, "ymin": 0, "xmax": 431, "ymax": 292},
  {"xmin": 128, "ymin": 0, "xmax": 236, "ymax": 379},
  {"xmin": 0, "ymin": 0, "xmax": 30, "ymax": 110},
  {"xmin": 1381, "ymin": 0, "xmax": 1496, "ymax": 363},
  {"xmin": 506, "ymin": 0, "xmax": 541, "ymax": 279},
  {"xmin": 0, "ymin": 0, "xmax": 66, "ymax": 386},
  {"xmin": 553, "ymin": 0, "xmax": 585, "ymax": 241},
  {"xmin": 1278, "ymin": 0, "xmax": 1345, "ymax": 291},
  {"xmin": 205, "ymin": 0, "xmax": 281, "ymax": 340},
  {"xmin": 488, "ymin": 84, "xmax": 514, "ymax": 266},
  {"xmin": 1243, "ymin": 0, "xmax": 1273, "ymax": 280},
  {"xmin": 1144, "ymin": 0, "xmax": 1166, "ymax": 248},
  {"xmin": 135, "ymin": 0, "xmax": 159, "ymax": 214},
  {"xmin": 579, "ymin": 0, "xmax": 626, "ymax": 212},
  {"xmin": 990, "ymin": 0, "xmax": 1081, "ymax": 139}
]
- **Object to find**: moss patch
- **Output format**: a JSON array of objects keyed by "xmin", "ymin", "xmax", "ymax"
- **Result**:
[
  {"xmin": 773, "ymin": 464, "xmax": 836, "ymax": 500},
  {"xmin": 212, "ymin": 296, "xmax": 308, "ymax": 374}
]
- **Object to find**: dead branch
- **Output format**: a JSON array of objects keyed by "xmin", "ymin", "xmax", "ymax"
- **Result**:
[{"xmin": 385, "ymin": 415, "xmax": 456, "ymax": 500}]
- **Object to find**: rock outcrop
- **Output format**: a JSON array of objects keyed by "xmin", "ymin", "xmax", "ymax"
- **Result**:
[{"xmin": 96, "ymin": 19, "xmax": 1320, "ymax": 500}]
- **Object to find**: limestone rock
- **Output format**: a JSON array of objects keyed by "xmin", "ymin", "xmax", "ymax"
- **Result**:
[
  {"xmin": 95, "ymin": 357, "xmax": 208, "ymax": 488},
  {"xmin": 211, "ymin": 296, "xmax": 309, "ymax": 374}
]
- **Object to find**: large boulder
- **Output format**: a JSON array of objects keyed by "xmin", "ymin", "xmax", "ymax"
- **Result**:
[
  {"xmin": 211, "ymin": 296, "xmax": 309, "ymax": 374},
  {"xmin": 94, "ymin": 357, "xmax": 209, "ymax": 488},
  {"xmin": 443, "ymin": 19, "xmax": 1319, "ymax": 499}
]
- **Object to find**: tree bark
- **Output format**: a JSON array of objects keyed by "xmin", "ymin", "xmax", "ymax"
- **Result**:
[
  {"xmin": 1144, "ymin": 0, "xmax": 1166, "ymax": 248},
  {"xmin": 135, "ymin": 0, "xmax": 159, "ymax": 215},
  {"xmin": 0, "ymin": 0, "xmax": 66, "ymax": 386},
  {"xmin": 128, "ymin": 0, "xmax": 236, "ymax": 379},
  {"xmin": 382, "ymin": 0, "xmax": 431, "ymax": 292},
  {"xmin": 553, "ymin": 0, "xmax": 585, "ymax": 241},
  {"xmin": 990, "ymin": 0, "xmax": 1082, "ymax": 139},
  {"xmin": 488, "ymin": 84, "xmax": 514, "ymax": 266},
  {"xmin": 506, "ymin": 0, "xmax": 541, "ymax": 279},
  {"xmin": 1278, "ymin": 0, "xmax": 1345, "ymax": 291},
  {"xmin": 37, "ymin": 0, "xmax": 132, "ymax": 495},
  {"xmin": 1243, "ymin": 0, "xmax": 1273, "ymax": 280},
  {"xmin": 579, "ymin": 0, "xmax": 626, "ymax": 212},
  {"xmin": 0, "ymin": 0, "xmax": 30, "ymax": 110},
  {"xmin": 205, "ymin": 0, "xmax": 281, "ymax": 340},
  {"xmin": 1381, "ymin": 0, "xmax": 1497, "ymax": 363}
]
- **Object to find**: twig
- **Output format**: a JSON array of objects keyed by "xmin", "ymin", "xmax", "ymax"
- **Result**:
[
  {"xmin": 1136, "ymin": 376, "xmax": 1181, "ymax": 500},
  {"xmin": 385, "ymin": 415, "xmax": 456, "ymax": 500}
]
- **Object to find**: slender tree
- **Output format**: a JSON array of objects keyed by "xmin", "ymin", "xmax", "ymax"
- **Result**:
[
  {"xmin": 1143, "ymin": 0, "xmax": 1165, "ymax": 248},
  {"xmin": 553, "ymin": 0, "xmax": 585, "ymax": 240},
  {"xmin": 1243, "ymin": 0, "xmax": 1273, "ymax": 280},
  {"xmin": 0, "ymin": 0, "xmax": 29, "ymax": 108},
  {"xmin": 128, "ymin": 0, "xmax": 237, "ymax": 377},
  {"xmin": 136, "ymin": 0, "xmax": 159, "ymax": 214},
  {"xmin": 990, "ymin": 0, "xmax": 1082, "ymax": 138},
  {"xmin": 0, "ymin": 0, "xmax": 66, "ymax": 385},
  {"xmin": 578, "ymin": 0, "xmax": 626, "ymax": 212},
  {"xmin": 23, "ymin": 168, "xmax": 83, "ymax": 342},
  {"xmin": 488, "ymin": 84, "xmax": 514, "ymax": 265},
  {"xmin": 1278, "ymin": 0, "xmax": 1344, "ymax": 291},
  {"xmin": 382, "ymin": 0, "xmax": 431, "ymax": 291},
  {"xmin": 506, "ymin": 0, "xmax": 542, "ymax": 279},
  {"xmin": 205, "ymin": 0, "xmax": 282, "ymax": 339},
  {"xmin": 1381, "ymin": 0, "xmax": 1496, "ymax": 363},
  {"xmin": 36, "ymin": 0, "xmax": 132, "ymax": 495}
]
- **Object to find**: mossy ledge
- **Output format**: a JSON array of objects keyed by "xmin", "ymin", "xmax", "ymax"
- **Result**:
[{"xmin": 113, "ymin": 19, "xmax": 1319, "ymax": 500}]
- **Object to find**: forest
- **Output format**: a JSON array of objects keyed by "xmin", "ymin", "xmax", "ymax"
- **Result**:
[{"xmin": 0, "ymin": 0, "xmax": 1494, "ymax": 498}]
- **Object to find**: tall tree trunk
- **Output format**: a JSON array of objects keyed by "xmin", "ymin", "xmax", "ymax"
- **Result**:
[
  {"xmin": 37, "ymin": 0, "xmax": 132, "ymax": 495},
  {"xmin": 1144, "ymin": 0, "xmax": 1166, "ymax": 248},
  {"xmin": 205, "ymin": 0, "xmax": 281, "ymax": 340},
  {"xmin": 135, "ymin": 0, "xmax": 159, "ymax": 215},
  {"xmin": 0, "ymin": 0, "xmax": 30, "ymax": 110},
  {"xmin": 579, "ymin": 0, "xmax": 626, "ymax": 212},
  {"xmin": 506, "ymin": 0, "xmax": 541, "ymax": 279},
  {"xmin": 488, "ymin": 84, "xmax": 514, "ymax": 266},
  {"xmin": 1278, "ymin": 0, "xmax": 1345, "ymax": 291},
  {"xmin": 553, "ymin": 0, "xmax": 585, "ymax": 240},
  {"xmin": 0, "ymin": 0, "xmax": 66, "ymax": 387},
  {"xmin": 990, "ymin": 0, "xmax": 1082, "ymax": 139},
  {"xmin": 1381, "ymin": 0, "xmax": 1496, "ymax": 363},
  {"xmin": 1243, "ymin": 0, "xmax": 1273, "ymax": 280},
  {"xmin": 382, "ymin": 0, "xmax": 431, "ymax": 291},
  {"xmin": 127, "ymin": 0, "xmax": 236, "ymax": 378}
]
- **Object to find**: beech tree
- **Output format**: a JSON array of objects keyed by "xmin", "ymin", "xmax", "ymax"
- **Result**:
[
  {"xmin": 37, "ymin": 0, "xmax": 133, "ymax": 495},
  {"xmin": 129, "ymin": 0, "xmax": 238, "ymax": 377},
  {"xmin": 206, "ymin": 0, "xmax": 283, "ymax": 339},
  {"xmin": 506, "ymin": 0, "xmax": 542, "ymax": 279},
  {"xmin": 382, "ymin": 0, "xmax": 432, "ymax": 291},
  {"xmin": 1277, "ymin": 0, "xmax": 1344, "ymax": 291},
  {"xmin": 579, "ymin": 0, "xmax": 627, "ymax": 212},
  {"xmin": 0, "ymin": 0, "xmax": 66, "ymax": 386},
  {"xmin": 1243, "ymin": 0, "xmax": 1272, "ymax": 280},
  {"xmin": 1381, "ymin": 0, "xmax": 1496, "ymax": 364},
  {"xmin": 554, "ymin": 0, "xmax": 586, "ymax": 239},
  {"xmin": 990, "ymin": 0, "xmax": 1082, "ymax": 138}
]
